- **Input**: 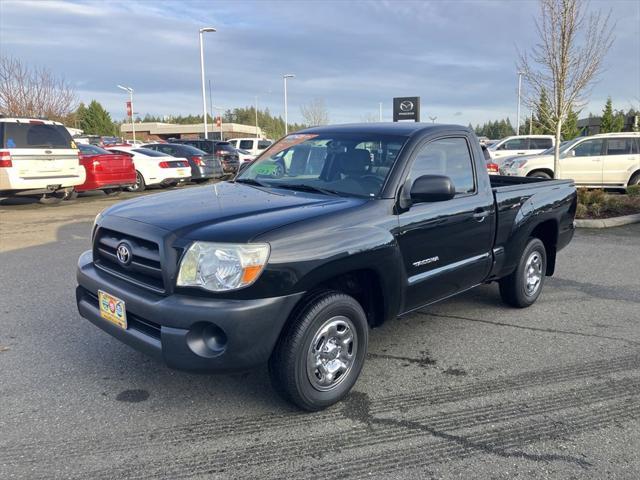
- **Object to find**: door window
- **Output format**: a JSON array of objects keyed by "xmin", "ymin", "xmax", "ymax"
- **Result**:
[
  {"xmin": 605, "ymin": 138, "xmax": 635, "ymax": 155},
  {"xmin": 572, "ymin": 139, "xmax": 604, "ymax": 157},
  {"xmin": 500, "ymin": 138, "xmax": 528, "ymax": 150},
  {"xmin": 239, "ymin": 140, "xmax": 254, "ymax": 150},
  {"xmin": 529, "ymin": 138, "xmax": 552, "ymax": 149},
  {"xmin": 410, "ymin": 138, "xmax": 475, "ymax": 194}
]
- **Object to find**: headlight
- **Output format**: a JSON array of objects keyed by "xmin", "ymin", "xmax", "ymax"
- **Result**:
[{"xmin": 177, "ymin": 242, "xmax": 270, "ymax": 292}]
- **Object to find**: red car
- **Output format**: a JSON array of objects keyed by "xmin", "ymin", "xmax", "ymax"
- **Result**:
[{"xmin": 76, "ymin": 143, "xmax": 136, "ymax": 195}]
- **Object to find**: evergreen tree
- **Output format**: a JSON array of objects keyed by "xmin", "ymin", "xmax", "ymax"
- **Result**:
[
  {"xmin": 78, "ymin": 100, "xmax": 117, "ymax": 136},
  {"xmin": 600, "ymin": 97, "xmax": 616, "ymax": 133},
  {"xmin": 534, "ymin": 88, "xmax": 553, "ymax": 134},
  {"xmin": 562, "ymin": 107, "xmax": 580, "ymax": 139}
]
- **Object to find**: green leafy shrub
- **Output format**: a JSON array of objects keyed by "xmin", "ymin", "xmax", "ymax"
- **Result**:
[{"xmin": 627, "ymin": 184, "xmax": 640, "ymax": 197}]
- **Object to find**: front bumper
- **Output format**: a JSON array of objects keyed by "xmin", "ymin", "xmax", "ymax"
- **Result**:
[{"xmin": 76, "ymin": 251, "xmax": 304, "ymax": 372}]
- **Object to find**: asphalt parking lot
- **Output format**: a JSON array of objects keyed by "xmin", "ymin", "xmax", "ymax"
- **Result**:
[{"xmin": 1, "ymin": 184, "xmax": 639, "ymax": 480}]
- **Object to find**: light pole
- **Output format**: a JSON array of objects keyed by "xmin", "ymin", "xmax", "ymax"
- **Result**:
[
  {"xmin": 429, "ymin": 116, "xmax": 437, "ymax": 123},
  {"xmin": 255, "ymin": 96, "xmax": 259, "ymax": 138},
  {"xmin": 516, "ymin": 71, "xmax": 523, "ymax": 135},
  {"xmin": 283, "ymin": 74, "xmax": 295, "ymax": 135},
  {"xmin": 117, "ymin": 85, "xmax": 135, "ymax": 142},
  {"xmin": 199, "ymin": 27, "xmax": 216, "ymax": 139}
]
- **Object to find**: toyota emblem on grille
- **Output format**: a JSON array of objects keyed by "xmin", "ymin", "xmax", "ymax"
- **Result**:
[
  {"xmin": 116, "ymin": 242, "xmax": 132, "ymax": 266},
  {"xmin": 399, "ymin": 100, "xmax": 414, "ymax": 112}
]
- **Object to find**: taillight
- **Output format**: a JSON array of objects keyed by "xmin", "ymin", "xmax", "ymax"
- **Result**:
[
  {"xmin": 0, "ymin": 151, "xmax": 12, "ymax": 168},
  {"xmin": 215, "ymin": 150, "xmax": 224, "ymax": 155},
  {"xmin": 487, "ymin": 162, "xmax": 499, "ymax": 173},
  {"xmin": 191, "ymin": 156, "xmax": 204, "ymax": 166},
  {"xmin": 181, "ymin": 161, "xmax": 189, "ymax": 167},
  {"xmin": 159, "ymin": 161, "xmax": 170, "ymax": 168},
  {"xmin": 78, "ymin": 151, "xmax": 82, "ymax": 166}
]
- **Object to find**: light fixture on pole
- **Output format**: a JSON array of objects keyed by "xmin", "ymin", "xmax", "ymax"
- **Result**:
[
  {"xmin": 117, "ymin": 84, "xmax": 135, "ymax": 142},
  {"xmin": 516, "ymin": 71, "xmax": 523, "ymax": 135},
  {"xmin": 199, "ymin": 27, "xmax": 216, "ymax": 139},
  {"xmin": 283, "ymin": 74, "xmax": 295, "ymax": 135}
]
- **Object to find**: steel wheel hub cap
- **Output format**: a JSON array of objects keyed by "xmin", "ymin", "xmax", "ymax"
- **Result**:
[
  {"xmin": 307, "ymin": 316, "xmax": 357, "ymax": 391},
  {"xmin": 525, "ymin": 251, "xmax": 542, "ymax": 296}
]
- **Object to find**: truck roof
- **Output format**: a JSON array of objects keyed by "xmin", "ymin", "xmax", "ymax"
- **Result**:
[{"xmin": 300, "ymin": 122, "xmax": 469, "ymax": 137}]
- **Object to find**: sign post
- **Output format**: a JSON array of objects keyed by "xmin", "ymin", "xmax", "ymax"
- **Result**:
[{"xmin": 393, "ymin": 97, "xmax": 420, "ymax": 122}]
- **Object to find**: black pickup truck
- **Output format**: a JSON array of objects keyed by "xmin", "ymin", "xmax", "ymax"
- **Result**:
[{"xmin": 76, "ymin": 123, "xmax": 576, "ymax": 410}]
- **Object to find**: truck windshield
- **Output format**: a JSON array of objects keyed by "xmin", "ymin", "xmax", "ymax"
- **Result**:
[{"xmin": 236, "ymin": 132, "xmax": 407, "ymax": 198}]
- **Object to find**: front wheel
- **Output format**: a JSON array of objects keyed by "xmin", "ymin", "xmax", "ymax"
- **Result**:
[
  {"xmin": 528, "ymin": 171, "xmax": 552, "ymax": 179},
  {"xmin": 499, "ymin": 237, "xmax": 547, "ymax": 308},
  {"xmin": 269, "ymin": 291, "xmax": 368, "ymax": 411}
]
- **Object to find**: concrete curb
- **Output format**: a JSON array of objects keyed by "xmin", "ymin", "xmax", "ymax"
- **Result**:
[{"xmin": 575, "ymin": 213, "xmax": 640, "ymax": 229}]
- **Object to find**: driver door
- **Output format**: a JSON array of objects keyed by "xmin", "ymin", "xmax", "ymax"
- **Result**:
[{"xmin": 395, "ymin": 137, "xmax": 495, "ymax": 311}]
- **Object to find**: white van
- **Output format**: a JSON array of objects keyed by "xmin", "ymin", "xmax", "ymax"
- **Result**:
[
  {"xmin": 227, "ymin": 138, "xmax": 272, "ymax": 156},
  {"xmin": 500, "ymin": 133, "xmax": 640, "ymax": 189},
  {"xmin": 488, "ymin": 135, "xmax": 555, "ymax": 161},
  {"xmin": 0, "ymin": 118, "xmax": 86, "ymax": 203}
]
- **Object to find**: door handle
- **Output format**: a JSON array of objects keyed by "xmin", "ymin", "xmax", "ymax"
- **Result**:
[{"xmin": 473, "ymin": 208, "xmax": 490, "ymax": 222}]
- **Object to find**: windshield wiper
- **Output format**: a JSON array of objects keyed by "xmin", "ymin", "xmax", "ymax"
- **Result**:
[
  {"xmin": 274, "ymin": 183, "xmax": 340, "ymax": 196},
  {"xmin": 235, "ymin": 178, "xmax": 268, "ymax": 187}
]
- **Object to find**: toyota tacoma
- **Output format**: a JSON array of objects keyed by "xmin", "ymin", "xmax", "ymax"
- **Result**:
[{"xmin": 76, "ymin": 123, "xmax": 576, "ymax": 410}]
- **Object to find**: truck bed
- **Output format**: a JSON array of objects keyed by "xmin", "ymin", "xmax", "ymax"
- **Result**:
[{"xmin": 490, "ymin": 174, "xmax": 573, "ymax": 192}]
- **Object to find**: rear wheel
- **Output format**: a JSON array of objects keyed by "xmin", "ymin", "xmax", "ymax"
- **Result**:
[
  {"xmin": 102, "ymin": 188, "xmax": 122, "ymax": 196},
  {"xmin": 62, "ymin": 188, "xmax": 78, "ymax": 201},
  {"xmin": 269, "ymin": 291, "xmax": 368, "ymax": 411},
  {"xmin": 39, "ymin": 192, "xmax": 64, "ymax": 205},
  {"xmin": 126, "ymin": 171, "xmax": 145, "ymax": 192},
  {"xmin": 499, "ymin": 237, "xmax": 547, "ymax": 308},
  {"xmin": 628, "ymin": 172, "xmax": 640, "ymax": 188}
]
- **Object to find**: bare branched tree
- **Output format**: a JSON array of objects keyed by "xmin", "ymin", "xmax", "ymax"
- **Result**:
[
  {"xmin": 518, "ymin": 0, "xmax": 614, "ymax": 177},
  {"xmin": 300, "ymin": 98, "xmax": 329, "ymax": 126},
  {"xmin": 0, "ymin": 56, "xmax": 77, "ymax": 122}
]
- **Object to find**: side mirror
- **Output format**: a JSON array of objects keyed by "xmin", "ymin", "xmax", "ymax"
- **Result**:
[{"xmin": 410, "ymin": 175, "xmax": 456, "ymax": 203}]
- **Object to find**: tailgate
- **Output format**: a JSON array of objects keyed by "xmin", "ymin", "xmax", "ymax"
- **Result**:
[{"xmin": 12, "ymin": 149, "xmax": 79, "ymax": 178}]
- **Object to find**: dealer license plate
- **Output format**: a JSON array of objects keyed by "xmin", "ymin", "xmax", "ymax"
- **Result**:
[{"xmin": 98, "ymin": 290, "xmax": 127, "ymax": 329}]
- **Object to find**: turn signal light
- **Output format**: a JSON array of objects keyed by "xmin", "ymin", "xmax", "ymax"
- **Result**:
[{"xmin": 159, "ymin": 161, "xmax": 171, "ymax": 168}]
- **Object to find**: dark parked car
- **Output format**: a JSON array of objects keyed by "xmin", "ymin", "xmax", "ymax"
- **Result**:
[
  {"xmin": 76, "ymin": 123, "xmax": 576, "ymax": 411},
  {"xmin": 169, "ymin": 139, "xmax": 240, "ymax": 173},
  {"xmin": 142, "ymin": 143, "xmax": 223, "ymax": 182}
]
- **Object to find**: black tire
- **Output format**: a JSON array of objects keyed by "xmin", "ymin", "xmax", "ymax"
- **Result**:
[
  {"xmin": 39, "ymin": 192, "xmax": 64, "ymax": 205},
  {"xmin": 269, "ymin": 290, "xmax": 368, "ymax": 411},
  {"xmin": 126, "ymin": 171, "xmax": 145, "ymax": 192},
  {"xmin": 499, "ymin": 237, "xmax": 547, "ymax": 308},
  {"xmin": 628, "ymin": 172, "xmax": 640, "ymax": 188},
  {"xmin": 529, "ymin": 171, "xmax": 552, "ymax": 179},
  {"xmin": 102, "ymin": 188, "xmax": 122, "ymax": 196},
  {"xmin": 62, "ymin": 188, "xmax": 78, "ymax": 201}
]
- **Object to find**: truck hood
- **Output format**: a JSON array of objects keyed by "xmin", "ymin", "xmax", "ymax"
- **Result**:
[{"xmin": 104, "ymin": 181, "xmax": 366, "ymax": 242}]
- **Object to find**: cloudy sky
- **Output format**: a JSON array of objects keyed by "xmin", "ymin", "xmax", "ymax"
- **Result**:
[{"xmin": 1, "ymin": 0, "xmax": 638, "ymax": 127}]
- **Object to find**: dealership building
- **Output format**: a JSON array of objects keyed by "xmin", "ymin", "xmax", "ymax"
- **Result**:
[{"xmin": 120, "ymin": 122, "xmax": 265, "ymax": 142}]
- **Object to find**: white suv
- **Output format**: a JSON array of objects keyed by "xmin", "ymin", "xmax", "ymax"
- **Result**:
[
  {"xmin": 488, "ymin": 135, "xmax": 555, "ymax": 161},
  {"xmin": 500, "ymin": 133, "xmax": 640, "ymax": 189},
  {"xmin": 0, "ymin": 118, "xmax": 85, "ymax": 203},
  {"xmin": 227, "ymin": 138, "xmax": 272, "ymax": 156}
]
